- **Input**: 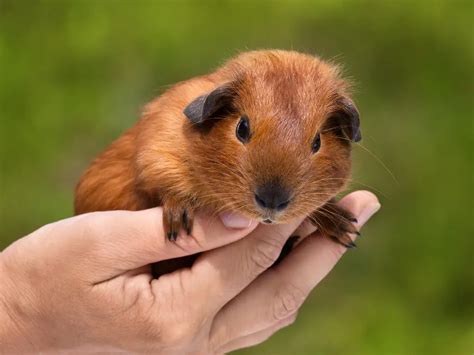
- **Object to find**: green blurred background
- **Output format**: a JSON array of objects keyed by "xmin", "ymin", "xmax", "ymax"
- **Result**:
[{"xmin": 1, "ymin": 0, "xmax": 472, "ymax": 353}]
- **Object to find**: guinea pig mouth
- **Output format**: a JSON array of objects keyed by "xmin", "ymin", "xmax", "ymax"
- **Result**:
[{"xmin": 258, "ymin": 210, "xmax": 284, "ymax": 224}]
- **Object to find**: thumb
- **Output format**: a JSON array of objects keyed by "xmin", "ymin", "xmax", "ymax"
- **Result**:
[
  {"xmin": 79, "ymin": 208, "xmax": 258, "ymax": 277},
  {"xmin": 219, "ymin": 211, "xmax": 257, "ymax": 229}
]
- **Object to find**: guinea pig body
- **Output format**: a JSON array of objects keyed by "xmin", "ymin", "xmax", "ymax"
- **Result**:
[{"xmin": 75, "ymin": 50, "xmax": 361, "ymax": 259}]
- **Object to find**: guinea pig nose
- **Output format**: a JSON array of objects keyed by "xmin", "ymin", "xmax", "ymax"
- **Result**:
[{"xmin": 254, "ymin": 183, "xmax": 292, "ymax": 211}]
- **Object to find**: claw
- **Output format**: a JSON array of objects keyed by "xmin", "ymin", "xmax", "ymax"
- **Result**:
[
  {"xmin": 345, "ymin": 240, "xmax": 357, "ymax": 249},
  {"xmin": 163, "ymin": 200, "xmax": 194, "ymax": 242},
  {"xmin": 330, "ymin": 236, "xmax": 356, "ymax": 249},
  {"xmin": 182, "ymin": 211, "xmax": 192, "ymax": 235},
  {"xmin": 167, "ymin": 231, "xmax": 178, "ymax": 242}
]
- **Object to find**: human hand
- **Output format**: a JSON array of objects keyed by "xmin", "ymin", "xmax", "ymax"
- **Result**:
[{"xmin": 0, "ymin": 190, "xmax": 379, "ymax": 353}]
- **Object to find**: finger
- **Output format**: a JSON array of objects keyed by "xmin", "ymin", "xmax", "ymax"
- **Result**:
[
  {"xmin": 278, "ymin": 192, "xmax": 380, "ymax": 293},
  {"xmin": 215, "ymin": 314, "xmax": 297, "ymax": 354},
  {"xmin": 285, "ymin": 219, "xmax": 318, "ymax": 251},
  {"xmin": 190, "ymin": 217, "xmax": 304, "ymax": 314},
  {"xmin": 75, "ymin": 208, "xmax": 258, "ymax": 276},
  {"xmin": 210, "ymin": 191, "xmax": 380, "ymax": 347},
  {"xmin": 292, "ymin": 219, "xmax": 316, "ymax": 239}
]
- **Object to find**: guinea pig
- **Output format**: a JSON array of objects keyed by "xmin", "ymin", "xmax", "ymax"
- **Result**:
[{"xmin": 75, "ymin": 50, "xmax": 362, "ymax": 272}]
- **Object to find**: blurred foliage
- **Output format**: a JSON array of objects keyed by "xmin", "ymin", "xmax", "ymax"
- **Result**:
[{"xmin": 0, "ymin": 0, "xmax": 473, "ymax": 354}]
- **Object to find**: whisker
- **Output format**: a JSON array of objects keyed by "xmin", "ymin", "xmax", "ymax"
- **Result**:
[
  {"xmin": 354, "ymin": 142, "xmax": 399, "ymax": 186},
  {"xmin": 334, "ymin": 135, "xmax": 398, "ymax": 186}
]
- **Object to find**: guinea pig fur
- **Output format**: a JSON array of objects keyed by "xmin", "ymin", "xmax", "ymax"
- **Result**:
[{"xmin": 75, "ymin": 50, "xmax": 362, "ymax": 272}]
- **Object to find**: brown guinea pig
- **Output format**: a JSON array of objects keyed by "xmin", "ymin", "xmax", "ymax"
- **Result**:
[{"xmin": 75, "ymin": 50, "xmax": 361, "ymax": 270}]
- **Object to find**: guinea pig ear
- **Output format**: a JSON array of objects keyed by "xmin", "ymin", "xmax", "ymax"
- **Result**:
[
  {"xmin": 332, "ymin": 97, "xmax": 362, "ymax": 142},
  {"xmin": 183, "ymin": 85, "xmax": 236, "ymax": 124}
]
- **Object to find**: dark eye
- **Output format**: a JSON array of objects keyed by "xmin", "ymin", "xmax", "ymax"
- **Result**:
[
  {"xmin": 236, "ymin": 115, "xmax": 251, "ymax": 143},
  {"xmin": 311, "ymin": 133, "xmax": 321, "ymax": 153}
]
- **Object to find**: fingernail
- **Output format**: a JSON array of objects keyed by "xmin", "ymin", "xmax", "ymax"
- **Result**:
[
  {"xmin": 358, "ymin": 202, "xmax": 381, "ymax": 226},
  {"xmin": 220, "ymin": 212, "xmax": 254, "ymax": 229}
]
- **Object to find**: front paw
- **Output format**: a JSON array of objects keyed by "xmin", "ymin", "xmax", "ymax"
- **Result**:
[
  {"xmin": 163, "ymin": 200, "xmax": 194, "ymax": 241},
  {"xmin": 309, "ymin": 200, "xmax": 359, "ymax": 248}
]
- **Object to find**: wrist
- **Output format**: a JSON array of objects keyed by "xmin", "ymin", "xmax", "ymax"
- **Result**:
[{"xmin": 0, "ymin": 252, "xmax": 43, "ymax": 352}]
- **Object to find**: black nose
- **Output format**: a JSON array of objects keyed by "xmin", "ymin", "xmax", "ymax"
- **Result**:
[{"xmin": 254, "ymin": 182, "xmax": 292, "ymax": 211}]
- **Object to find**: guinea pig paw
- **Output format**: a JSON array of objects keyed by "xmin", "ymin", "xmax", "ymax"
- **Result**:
[
  {"xmin": 309, "ymin": 200, "xmax": 360, "ymax": 249},
  {"xmin": 163, "ymin": 202, "xmax": 194, "ymax": 241},
  {"xmin": 182, "ymin": 209, "xmax": 194, "ymax": 236}
]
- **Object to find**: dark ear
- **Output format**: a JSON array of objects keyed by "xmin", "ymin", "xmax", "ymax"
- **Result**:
[
  {"xmin": 333, "ymin": 97, "xmax": 362, "ymax": 142},
  {"xmin": 183, "ymin": 85, "xmax": 236, "ymax": 124}
]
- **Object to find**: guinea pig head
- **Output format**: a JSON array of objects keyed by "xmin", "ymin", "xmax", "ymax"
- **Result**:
[{"xmin": 183, "ymin": 51, "xmax": 360, "ymax": 223}]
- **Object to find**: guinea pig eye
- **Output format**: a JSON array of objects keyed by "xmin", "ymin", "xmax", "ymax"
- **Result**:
[
  {"xmin": 311, "ymin": 133, "xmax": 321, "ymax": 153},
  {"xmin": 236, "ymin": 115, "xmax": 251, "ymax": 143}
]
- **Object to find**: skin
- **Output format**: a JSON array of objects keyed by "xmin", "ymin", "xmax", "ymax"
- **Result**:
[{"xmin": 0, "ymin": 191, "xmax": 379, "ymax": 353}]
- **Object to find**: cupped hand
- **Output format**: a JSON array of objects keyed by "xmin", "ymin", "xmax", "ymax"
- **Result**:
[{"xmin": 0, "ymin": 190, "xmax": 379, "ymax": 353}]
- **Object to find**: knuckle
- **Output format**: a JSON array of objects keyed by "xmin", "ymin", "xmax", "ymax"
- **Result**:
[
  {"xmin": 153, "ymin": 299, "xmax": 203, "ymax": 346},
  {"xmin": 272, "ymin": 312, "xmax": 298, "ymax": 335},
  {"xmin": 249, "ymin": 237, "xmax": 284, "ymax": 272},
  {"xmin": 272, "ymin": 283, "xmax": 306, "ymax": 321},
  {"xmin": 158, "ymin": 321, "xmax": 198, "ymax": 346},
  {"xmin": 130, "ymin": 314, "xmax": 162, "ymax": 343},
  {"xmin": 283, "ymin": 312, "xmax": 298, "ymax": 327}
]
